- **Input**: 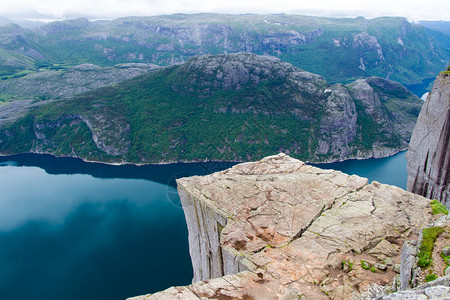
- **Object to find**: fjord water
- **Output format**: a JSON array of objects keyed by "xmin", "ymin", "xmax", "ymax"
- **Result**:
[{"xmin": 0, "ymin": 152, "xmax": 407, "ymax": 300}]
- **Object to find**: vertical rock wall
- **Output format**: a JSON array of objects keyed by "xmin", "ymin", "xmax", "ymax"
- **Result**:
[
  {"xmin": 178, "ymin": 183, "xmax": 248, "ymax": 282},
  {"xmin": 407, "ymin": 73, "xmax": 450, "ymax": 206}
]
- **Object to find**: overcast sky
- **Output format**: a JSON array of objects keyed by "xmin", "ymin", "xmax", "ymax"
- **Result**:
[{"xmin": 0, "ymin": 0, "xmax": 448, "ymax": 23}]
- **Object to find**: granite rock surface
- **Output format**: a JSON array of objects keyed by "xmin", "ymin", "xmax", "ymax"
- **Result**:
[
  {"xmin": 130, "ymin": 153, "xmax": 441, "ymax": 299},
  {"xmin": 407, "ymin": 72, "xmax": 450, "ymax": 206}
]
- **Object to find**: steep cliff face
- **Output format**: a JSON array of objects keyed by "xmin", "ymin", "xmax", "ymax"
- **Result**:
[
  {"xmin": 136, "ymin": 154, "xmax": 441, "ymax": 300},
  {"xmin": 407, "ymin": 72, "xmax": 450, "ymax": 206}
]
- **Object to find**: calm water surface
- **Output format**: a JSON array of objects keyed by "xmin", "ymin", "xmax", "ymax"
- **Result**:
[
  {"xmin": 405, "ymin": 77, "xmax": 435, "ymax": 98},
  {"xmin": 0, "ymin": 151, "xmax": 407, "ymax": 299}
]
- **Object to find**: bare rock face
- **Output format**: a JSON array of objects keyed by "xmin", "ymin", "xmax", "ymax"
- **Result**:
[
  {"xmin": 135, "ymin": 153, "xmax": 439, "ymax": 300},
  {"xmin": 407, "ymin": 73, "xmax": 450, "ymax": 206}
]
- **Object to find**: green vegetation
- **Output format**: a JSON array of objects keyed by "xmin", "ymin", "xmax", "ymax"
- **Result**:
[
  {"xmin": 440, "ymin": 250, "xmax": 450, "ymax": 267},
  {"xmin": 0, "ymin": 59, "xmax": 314, "ymax": 162},
  {"xmin": 0, "ymin": 93, "xmax": 23, "ymax": 104},
  {"xmin": 425, "ymin": 273, "xmax": 438, "ymax": 282},
  {"xmin": 417, "ymin": 227, "xmax": 445, "ymax": 268},
  {"xmin": 341, "ymin": 259, "xmax": 354, "ymax": 271},
  {"xmin": 360, "ymin": 260, "xmax": 371, "ymax": 270},
  {"xmin": 430, "ymin": 200, "xmax": 449, "ymax": 215},
  {"xmin": 0, "ymin": 53, "xmax": 423, "ymax": 164},
  {"xmin": 0, "ymin": 14, "xmax": 448, "ymax": 86}
]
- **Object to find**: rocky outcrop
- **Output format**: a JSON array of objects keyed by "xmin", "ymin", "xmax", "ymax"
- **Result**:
[
  {"xmin": 407, "ymin": 72, "xmax": 450, "ymax": 206},
  {"xmin": 131, "ymin": 153, "xmax": 441, "ymax": 299},
  {"xmin": 384, "ymin": 276, "xmax": 450, "ymax": 299},
  {"xmin": 157, "ymin": 54, "xmax": 422, "ymax": 163},
  {"xmin": 359, "ymin": 275, "xmax": 450, "ymax": 299},
  {"xmin": 399, "ymin": 240, "xmax": 419, "ymax": 290},
  {"xmin": 360, "ymin": 215, "xmax": 450, "ymax": 299}
]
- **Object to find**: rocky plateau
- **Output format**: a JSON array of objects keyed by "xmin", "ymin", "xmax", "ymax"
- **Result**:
[{"xmin": 129, "ymin": 153, "xmax": 450, "ymax": 299}]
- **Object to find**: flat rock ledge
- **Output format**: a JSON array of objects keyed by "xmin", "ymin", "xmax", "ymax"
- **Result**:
[{"xmin": 130, "ymin": 153, "xmax": 442, "ymax": 299}]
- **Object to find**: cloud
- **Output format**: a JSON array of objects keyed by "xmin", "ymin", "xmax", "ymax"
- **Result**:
[{"xmin": 0, "ymin": 0, "xmax": 448, "ymax": 22}]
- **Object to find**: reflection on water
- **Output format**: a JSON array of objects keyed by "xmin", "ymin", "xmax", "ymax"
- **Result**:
[
  {"xmin": 0, "ymin": 164, "xmax": 193, "ymax": 300},
  {"xmin": 0, "ymin": 166, "xmax": 178, "ymax": 230}
]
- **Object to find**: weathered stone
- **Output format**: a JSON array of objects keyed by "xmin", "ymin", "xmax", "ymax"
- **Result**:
[
  {"xmin": 400, "ymin": 241, "xmax": 418, "ymax": 290},
  {"xmin": 357, "ymin": 284, "xmax": 387, "ymax": 299},
  {"xmin": 393, "ymin": 264, "xmax": 401, "ymax": 274},
  {"xmin": 143, "ymin": 154, "xmax": 435, "ymax": 299},
  {"xmin": 383, "ymin": 291, "xmax": 427, "ymax": 299},
  {"xmin": 392, "ymin": 274, "xmax": 401, "ymax": 292},
  {"xmin": 384, "ymin": 258, "xmax": 394, "ymax": 266},
  {"xmin": 375, "ymin": 263, "xmax": 388, "ymax": 271},
  {"xmin": 424, "ymin": 286, "xmax": 450, "ymax": 298},
  {"xmin": 433, "ymin": 215, "xmax": 449, "ymax": 227},
  {"xmin": 443, "ymin": 246, "xmax": 450, "ymax": 256},
  {"xmin": 369, "ymin": 239, "xmax": 400, "ymax": 261},
  {"xmin": 383, "ymin": 275, "xmax": 450, "ymax": 299},
  {"xmin": 407, "ymin": 72, "xmax": 450, "ymax": 206}
]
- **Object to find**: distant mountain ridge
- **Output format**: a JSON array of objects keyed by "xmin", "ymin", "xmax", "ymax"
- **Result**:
[
  {"xmin": 0, "ymin": 53, "xmax": 423, "ymax": 164},
  {"xmin": 0, "ymin": 13, "xmax": 448, "ymax": 86},
  {"xmin": 419, "ymin": 20, "xmax": 450, "ymax": 35}
]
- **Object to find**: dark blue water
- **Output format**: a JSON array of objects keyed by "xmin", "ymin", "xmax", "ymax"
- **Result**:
[
  {"xmin": 0, "ymin": 151, "xmax": 407, "ymax": 299},
  {"xmin": 405, "ymin": 77, "xmax": 435, "ymax": 98},
  {"xmin": 315, "ymin": 150, "xmax": 408, "ymax": 190}
]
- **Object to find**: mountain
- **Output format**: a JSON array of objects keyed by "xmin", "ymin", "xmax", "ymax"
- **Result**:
[
  {"xmin": 417, "ymin": 21, "xmax": 450, "ymax": 70},
  {"xmin": 407, "ymin": 71, "xmax": 450, "ymax": 206},
  {"xmin": 0, "ymin": 53, "xmax": 423, "ymax": 164},
  {"xmin": 0, "ymin": 16, "xmax": 44, "ymax": 28},
  {"xmin": 0, "ymin": 16, "xmax": 13, "ymax": 27},
  {"xmin": 0, "ymin": 14, "xmax": 448, "ymax": 85},
  {"xmin": 419, "ymin": 21, "xmax": 450, "ymax": 35}
]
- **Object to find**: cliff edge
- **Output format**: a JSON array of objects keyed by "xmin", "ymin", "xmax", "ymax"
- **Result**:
[
  {"xmin": 130, "ymin": 153, "xmax": 450, "ymax": 299},
  {"xmin": 407, "ymin": 72, "xmax": 450, "ymax": 206}
]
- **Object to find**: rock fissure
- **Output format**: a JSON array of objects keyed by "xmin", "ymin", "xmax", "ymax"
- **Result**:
[
  {"xmin": 290, "ymin": 204, "xmax": 328, "ymax": 242},
  {"xmin": 147, "ymin": 153, "xmax": 439, "ymax": 299},
  {"xmin": 370, "ymin": 196, "xmax": 377, "ymax": 214}
]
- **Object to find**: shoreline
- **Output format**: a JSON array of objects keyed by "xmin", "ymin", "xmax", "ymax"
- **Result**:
[{"xmin": 0, "ymin": 147, "xmax": 408, "ymax": 168}]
